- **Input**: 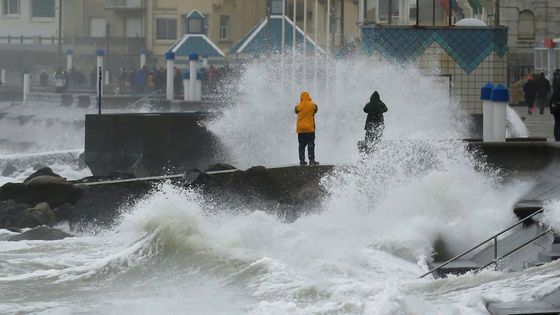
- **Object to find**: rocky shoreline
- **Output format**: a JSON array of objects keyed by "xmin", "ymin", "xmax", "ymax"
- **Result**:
[{"xmin": 0, "ymin": 164, "xmax": 333, "ymax": 240}]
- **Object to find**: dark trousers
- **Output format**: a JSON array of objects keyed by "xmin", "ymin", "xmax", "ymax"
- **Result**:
[
  {"xmin": 298, "ymin": 132, "xmax": 315, "ymax": 162},
  {"xmin": 526, "ymin": 95, "xmax": 536, "ymax": 109}
]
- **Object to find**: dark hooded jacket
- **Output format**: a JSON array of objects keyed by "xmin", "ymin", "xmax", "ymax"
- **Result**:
[{"xmin": 363, "ymin": 91, "xmax": 388, "ymax": 130}]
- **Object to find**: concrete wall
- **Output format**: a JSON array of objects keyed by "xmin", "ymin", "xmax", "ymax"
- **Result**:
[{"xmin": 84, "ymin": 113, "xmax": 229, "ymax": 176}]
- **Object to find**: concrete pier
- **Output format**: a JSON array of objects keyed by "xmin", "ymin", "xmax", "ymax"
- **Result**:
[{"xmin": 84, "ymin": 112, "xmax": 227, "ymax": 177}]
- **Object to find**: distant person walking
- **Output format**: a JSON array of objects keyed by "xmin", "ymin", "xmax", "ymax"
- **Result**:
[
  {"xmin": 536, "ymin": 72, "xmax": 551, "ymax": 115},
  {"xmin": 363, "ymin": 91, "xmax": 388, "ymax": 143},
  {"xmin": 550, "ymin": 70, "xmax": 560, "ymax": 141},
  {"xmin": 294, "ymin": 91, "xmax": 319, "ymax": 166},
  {"xmin": 524, "ymin": 74, "xmax": 538, "ymax": 115}
]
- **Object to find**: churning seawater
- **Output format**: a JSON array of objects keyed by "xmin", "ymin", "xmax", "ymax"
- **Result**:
[{"xmin": 2, "ymin": 57, "xmax": 559, "ymax": 314}]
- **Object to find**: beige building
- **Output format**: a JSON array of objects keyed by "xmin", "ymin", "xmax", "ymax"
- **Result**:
[{"xmin": 145, "ymin": 0, "xmax": 267, "ymax": 58}]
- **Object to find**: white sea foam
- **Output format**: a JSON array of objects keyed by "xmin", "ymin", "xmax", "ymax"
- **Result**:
[{"xmin": 0, "ymin": 57, "xmax": 549, "ymax": 314}]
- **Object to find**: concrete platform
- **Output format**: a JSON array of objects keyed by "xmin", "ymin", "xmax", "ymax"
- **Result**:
[{"xmin": 488, "ymin": 301, "xmax": 560, "ymax": 315}]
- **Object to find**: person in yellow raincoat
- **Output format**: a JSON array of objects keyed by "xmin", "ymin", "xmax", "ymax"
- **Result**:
[{"xmin": 294, "ymin": 91, "xmax": 319, "ymax": 166}]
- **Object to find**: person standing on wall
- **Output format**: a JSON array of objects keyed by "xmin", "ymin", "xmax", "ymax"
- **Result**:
[
  {"xmin": 549, "ymin": 70, "xmax": 560, "ymax": 141},
  {"xmin": 364, "ymin": 91, "xmax": 388, "ymax": 144},
  {"xmin": 295, "ymin": 91, "xmax": 319, "ymax": 166},
  {"xmin": 536, "ymin": 72, "xmax": 551, "ymax": 115},
  {"xmin": 524, "ymin": 74, "xmax": 538, "ymax": 115}
]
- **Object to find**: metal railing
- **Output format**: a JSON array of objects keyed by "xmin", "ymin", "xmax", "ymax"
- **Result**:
[
  {"xmin": 104, "ymin": 0, "xmax": 145, "ymax": 9},
  {"xmin": 127, "ymin": 89, "xmax": 162, "ymax": 109},
  {"xmin": 420, "ymin": 208, "xmax": 548, "ymax": 278}
]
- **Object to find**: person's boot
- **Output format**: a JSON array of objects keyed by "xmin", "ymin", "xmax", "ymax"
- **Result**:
[
  {"xmin": 309, "ymin": 160, "xmax": 319, "ymax": 165},
  {"xmin": 300, "ymin": 160, "xmax": 308, "ymax": 166}
]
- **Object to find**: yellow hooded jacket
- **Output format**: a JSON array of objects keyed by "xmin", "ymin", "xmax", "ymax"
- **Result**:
[{"xmin": 294, "ymin": 92, "xmax": 318, "ymax": 134}]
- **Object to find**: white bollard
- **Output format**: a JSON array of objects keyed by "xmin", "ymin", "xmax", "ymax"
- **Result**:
[
  {"xmin": 140, "ymin": 48, "xmax": 147, "ymax": 68},
  {"xmin": 183, "ymin": 71, "xmax": 190, "ymax": 101},
  {"xmin": 1, "ymin": 69, "xmax": 5, "ymax": 85},
  {"xmin": 491, "ymin": 84, "xmax": 509, "ymax": 142},
  {"xmin": 202, "ymin": 54, "xmax": 208, "ymax": 68},
  {"xmin": 188, "ymin": 53, "xmax": 199, "ymax": 102},
  {"xmin": 165, "ymin": 52, "xmax": 175, "ymax": 101},
  {"xmin": 196, "ymin": 73, "xmax": 202, "ymax": 101},
  {"xmin": 481, "ymin": 82, "xmax": 494, "ymax": 142},
  {"xmin": 96, "ymin": 49, "xmax": 104, "ymax": 97},
  {"xmin": 66, "ymin": 49, "xmax": 73, "ymax": 71},
  {"xmin": 104, "ymin": 70, "xmax": 110, "ymax": 85},
  {"xmin": 23, "ymin": 73, "xmax": 30, "ymax": 101}
]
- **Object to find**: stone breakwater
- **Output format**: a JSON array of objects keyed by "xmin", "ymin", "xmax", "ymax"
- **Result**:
[{"xmin": 0, "ymin": 165, "xmax": 334, "ymax": 239}]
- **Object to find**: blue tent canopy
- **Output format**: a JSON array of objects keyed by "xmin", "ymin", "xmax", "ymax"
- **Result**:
[
  {"xmin": 167, "ymin": 34, "xmax": 225, "ymax": 58},
  {"xmin": 230, "ymin": 15, "xmax": 325, "ymax": 56}
]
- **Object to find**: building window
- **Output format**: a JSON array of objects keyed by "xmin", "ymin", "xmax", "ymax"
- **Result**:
[
  {"xmin": 90, "ymin": 18, "xmax": 106, "ymax": 37},
  {"xmin": 156, "ymin": 17, "xmax": 177, "ymax": 40},
  {"xmin": 32, "ymin": 0, "xmax": 55, "ymax": 18},
  {"xmin": 125, "ymin": 17, "xmax": 143, "ymax": 38},
  {"xmin": 219, "ymin": 15, "xmax": 229, "ymax": 40},
  {"xmin": 185, "ymin": 10, "xmax": 206, "ymax": 34},
  {"xmin": 3, "ymin": 0, "xmax": 20, "ymax": 15},
  {"xmin": 518, "ymin": 10, "xmax": 535, "ymax": 40}
]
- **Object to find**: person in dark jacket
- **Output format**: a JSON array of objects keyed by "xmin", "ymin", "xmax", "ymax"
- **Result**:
[
  {"xmin": 524, "ymin": 74, "xmax": 537, "ymax": 115},
  {"xmin": 363, "ymin": 91, "xmax": 388, "ymax": 143},
  {"xmin": 536, "ymin": 72, "xmax": 551, "ymax": 115},
  {"xmin": 550, "ymin": 73, "xmax": 560, "ymax": 141}
]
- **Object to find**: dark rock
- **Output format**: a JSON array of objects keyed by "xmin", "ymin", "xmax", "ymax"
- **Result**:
[
  {"xmin": 2, "ymin": 163, "xmax": 17, "ymax": 177},
  {"xmin": 7, "ymin": 226, "xmax": 73, "ymax": 241},
  {"xmin": 0, "ymin": 200, "xmax": 55, "ymax": 229},
  {"xmin": 23, "ymin": 167, "xmax": 62, "ymax": 184},
  {"xmin": 0, "ymin": 181, "xmax": 83, "ymax": 209},
  {"xmin": 0, "ymin": 199, "xmax": 32, "ymax": 229},
  {"xmin": 26, "ymin": 202, "xmax": 55, "ymax": 224},
  {"xmin": 54, "ymin": 180, "xmax": 154, "ymax": 229},
  {"xmin": 205, "ymin": 163, "xmax": 236, "ymax": 172}
]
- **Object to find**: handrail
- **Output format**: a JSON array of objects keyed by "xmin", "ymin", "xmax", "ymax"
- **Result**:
[
  {"xmin": 419, "ymin": 207, "xmax": 545, "ymax": 278},
  {"xmin": 127, "ymin": 89, "xmax": 161, "ymax": 109},
  {"xmin": 475, "ymin": 227, "xmax": 553, "ymax": 272}
]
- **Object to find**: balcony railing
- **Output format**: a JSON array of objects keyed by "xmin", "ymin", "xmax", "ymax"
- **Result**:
[
  {"xmin": 0, "ymin": 36, "xmax": 145, "ymax": 54},
  {"xmin": 104, "ymin": 0, "xmax": 145, "ymax": 10}
]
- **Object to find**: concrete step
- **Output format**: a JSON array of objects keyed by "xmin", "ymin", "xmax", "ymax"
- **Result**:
[
  {"xmin": 429, "ymin": 259, "xmax": 480, "ymax": 277},
  {"xmin": 488, "ymin": 301, "xmax": 560, "ymax": 315},
  {"xmin": 537, "ymin": 251, "xmax": 560, "ymax": 263}
]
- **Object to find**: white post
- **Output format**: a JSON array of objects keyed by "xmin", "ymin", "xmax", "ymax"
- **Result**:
[
  {"xmin": 303, "ymin": 0, "xmax": 308, "ymax": 55},
  {"xmin": 188, "ymin": 53, "xmax": 200, "ymax": 102},
  {"xmin": 96, "ymin": 49, "xmax": 104, "ymax": 98},
  {"xmin": 66, "ymin": 49, "xmax": 73, "ymax": 71},
  {"xmin": 23, "ymin": 74, "xmax": 30, "ymax": 102},
  {"xmin": 281, "ymin": 0, "xmax": 286, "ymax": 54},
  {"xmin": 104, "ymin": 70, "xmax": 110, "ymax": 85},
  {"xmin": 165, "ymin": 52, "xmax": 175, "ymax": 101},
  {"xmin": 314, "ymin": 0, "xmax": 318, "ymax": 94},
  {"xmin": 492, "ymin": 84, "xmax": 508, "ymax": 142},
  {"xmin": 183, "ymin": 71, "xmax": 189, "ymax": 101},
  {"xmin": 196, "ymin": 76, "xmax": 202, "ymax": 101},
  {"xmin": 1, "ymin": 69, "xmax": 5, "ymax": 85},
  {"xmin": 399, "ymin": 0, "xmax": 410, "ymax": 25},
  {"xmin": 358, "ymin": 0, "xmax": 365, "ymax": 25},
  {"xmin": 293, "ymin": 0, "xmax": 297, "ymax": 53},
  {"xmin": 202, "ymin": 54, "xmax": 208, "ymax": 68},
  {"xmin": 481, "ymin": 82, "xmax": 494, "ymax": 142},
  {"xmin": 140, "ymin": 48, "xmax": 147, "ymax": 68}
]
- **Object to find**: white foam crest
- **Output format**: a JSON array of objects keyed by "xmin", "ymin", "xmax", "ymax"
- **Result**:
[
  {"xmin": 207, "ymin": 58, "xmax": 469, "ymax": 168},
  {"xmin": 543, "ymin": 199, "xmax": 560, "ymax": 232},
  {"xmin": 322, "ymin": 140, "xmax": 530, "ymax": 260}
]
